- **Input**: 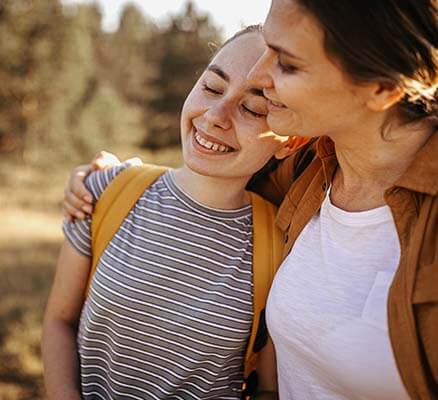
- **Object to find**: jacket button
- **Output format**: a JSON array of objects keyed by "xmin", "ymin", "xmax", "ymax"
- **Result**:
[{"xmin": 322, "ymin": 182, "xmax": 327, "ymax": 191}]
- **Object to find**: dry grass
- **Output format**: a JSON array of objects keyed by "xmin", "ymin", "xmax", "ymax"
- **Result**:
[{"xmin": 0, "ymin": 147, "xmax": 182, "ymax": 399}]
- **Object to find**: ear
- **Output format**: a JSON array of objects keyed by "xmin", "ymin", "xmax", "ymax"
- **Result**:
[
  {"xmin": 366, "ymin": 82, "xmax": 404, "ymax": 112},
  {"xmin": 274, "ymin": 136, "xmax": 309, "ymax": 160}
]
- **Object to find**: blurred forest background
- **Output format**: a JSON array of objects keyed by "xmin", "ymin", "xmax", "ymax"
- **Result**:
[{"xmin": 0, "ymin": 0, "xmax": 223, "ymax": 398}]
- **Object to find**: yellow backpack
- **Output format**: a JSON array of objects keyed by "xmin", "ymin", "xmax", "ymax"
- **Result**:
[{"xmin": 88, "ymin": 164, "xmax": 283, "ymax": 391}]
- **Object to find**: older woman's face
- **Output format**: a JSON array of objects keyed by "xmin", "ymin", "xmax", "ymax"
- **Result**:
[{"xmin": 248, "ymin": 0, "xmax": 374, "ymax": 138}]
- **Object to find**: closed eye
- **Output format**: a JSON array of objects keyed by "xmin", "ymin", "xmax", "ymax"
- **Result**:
[
  {"xmin": 242, "ymin": 104, "xmax": 266, "ymax": 118},
  {"xmin": 202, "ymin": 83, "xmax": 222, "ymax": 95},
  {"xmin": 277, "ymin": 56, "xmax": 299, "ymax": 74}
]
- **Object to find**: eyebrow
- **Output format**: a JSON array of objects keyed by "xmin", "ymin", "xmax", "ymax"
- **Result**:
[
  {"xmin": 267, "ymin": 43, "xmax": 304, "ymax": 62},
  {"xmin": 207, "ymin": 65, "xmax": 265, "ymax": 97},
  {"xmin": 207, "ymin": 64, "xmax": 229, "ymax": 82}
]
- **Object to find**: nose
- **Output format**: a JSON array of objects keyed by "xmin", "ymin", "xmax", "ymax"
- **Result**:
[
  {"xmin": 247, "ymin": 47, "xmax": 274, "ymax": 89},
  {"xmin": 204, "ymin": 100, "xmax": 232, "ymax": 131}
]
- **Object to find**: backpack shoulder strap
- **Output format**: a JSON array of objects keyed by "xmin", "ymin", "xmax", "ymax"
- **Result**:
[
  {"xmin": 243, "ymin": 192, "xmax": 283, "ymax": 378},
  {"xmin": 87, "ymin": 164, "xmax": 168, "ymax": 293}
]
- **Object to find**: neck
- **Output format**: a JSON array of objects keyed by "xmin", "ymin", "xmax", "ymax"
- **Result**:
[
  {"xmin": 171, "ymin": 166, "xmax": 250, "ymax": 210},
  {"xmin": 330, "ymin": 118, "xmax": 435, "ymax": 210}
]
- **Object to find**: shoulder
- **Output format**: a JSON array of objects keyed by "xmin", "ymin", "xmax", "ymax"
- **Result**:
[{"xmin": 85, "ymin": 160, "xmax": 139, "ymax": 203}]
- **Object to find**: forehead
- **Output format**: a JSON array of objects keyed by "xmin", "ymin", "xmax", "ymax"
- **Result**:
[
  {"xmin": 209, "ymin": 33, "xmax": 265, "ymax": 80},
  {"xmin": 264, "ymin": 0, "xmax": 325, "ymax": 61}
]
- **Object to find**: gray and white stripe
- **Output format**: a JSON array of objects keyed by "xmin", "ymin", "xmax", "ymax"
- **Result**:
[{"xmin": 64, "ymin": 164, "xmax": 253, "ymax": 399}]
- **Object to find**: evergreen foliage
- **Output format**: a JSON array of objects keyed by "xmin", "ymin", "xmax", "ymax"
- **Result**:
[
  {"xmin": 0, "ymin": 0, "xmax": 223, "ymax": 163},
  {"xmin": 144, "ymin": 2, "xmax": 221, "ymax": 148}
]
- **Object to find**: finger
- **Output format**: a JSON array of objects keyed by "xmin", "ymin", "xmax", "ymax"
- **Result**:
[
  {"xmin": 63, "ymin": 204, "xmax": 74, "ymax": 221},
  {"xmin": 63, "ymin": 200, "xmax": 86, "ymax": 220},
  {"xmin": 92, "ymin": 150, "xmax": 108, "ymax": 163},
  {"xmin": 63, "ymin": 211, "xmax": 73, "ymax": 223},
  {"xmin": 64, "ymin": 214, "xmax": 77, "ymax": 224},
  {"xmin": 68, "ymin": 169, "xmax": 93, "ymax": 203},
  {"xmin": 62, "ymin": 202, "xmax": 85, "ymax": 219},
  {"xmin": 92, "ymin": 151, "xmax": 121, "ymax": 170},
  {"xmin": 81, "ymin": 203, "xmax": 93, "ymax": 214},
  {"xmin": 71, "ymin": 164, "xmax": 92, "ymax": 180},
  {"xmin": 63, "ymin": 200, "xmax": 78, "ymax": 219},
  {"xmin": 64, "ymin": 190, "xmax": 91, "ymax": 214},
  {"xmin": 126, "ymin": 157, "xmax": 142, "ymax": 166}
]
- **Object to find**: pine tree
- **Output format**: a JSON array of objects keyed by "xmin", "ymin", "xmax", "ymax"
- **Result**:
[
  {"xmin": 0, "ymin": 0, "xmax": 223, "ymax": 161},
  {"xmin": 0, "ymin": 0, "xmax": 64, "ymax": 159},
  {"xmin": 143, "ymin": 1, "xmax": 222, "ymax": 148},
  {"xmin": 109, "ymin": 4, "xmax": 158, "ymax": 106}
]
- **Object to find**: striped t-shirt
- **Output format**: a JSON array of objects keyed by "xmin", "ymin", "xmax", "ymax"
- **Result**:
[{"xmin": 63, "ymin": 164, "xmax": 254, "ymax": 399}]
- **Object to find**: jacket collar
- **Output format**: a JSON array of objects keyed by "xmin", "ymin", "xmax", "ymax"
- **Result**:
[
  {"xmin": 394, "ymin": 132, "xmax": 438, "ymax": 196},
  {"xmin": 316, "ymin": 135, "xmax": 335, "ymax": 159}
]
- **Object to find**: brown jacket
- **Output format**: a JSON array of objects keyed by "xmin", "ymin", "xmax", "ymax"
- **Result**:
[{"xmin": 250, "ymin": 134, "xmax": 438, "ymax": 399}]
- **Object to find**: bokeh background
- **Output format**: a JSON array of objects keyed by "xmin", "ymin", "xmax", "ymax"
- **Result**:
[{"xmin": 0, "ymin": 0, "xmax": 269, "ymax": 398}]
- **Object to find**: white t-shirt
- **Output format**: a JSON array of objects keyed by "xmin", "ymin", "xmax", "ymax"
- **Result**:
[{"xmin": 267, "ymin": 188, "xmax": 410, "ymax": 400}]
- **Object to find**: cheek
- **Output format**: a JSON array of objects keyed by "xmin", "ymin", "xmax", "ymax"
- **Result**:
[
  {"xmin": 181, "ymin": 100, "xmax": 191, "ymax": 126},
  {"xmin": 251, "ymin": 135, "xmax": 283, "ymax": 161},
  {"xmin": 277, "ymin": 80, "xmax": 300, "ymax": 107},
  {"xmin": 273, "ymin": 72, "xmax": 314, "ymax": 110},
  {"xmin": 182, "ymin": 87, "xmax": 205, "ymax": 118},
  {"xmin": 250, "ymin": 114, "xmax": 270, "ymax": 133},
  {"xmin": 181, "ymin": 99, "xmax": 195, "ymax": 120}
]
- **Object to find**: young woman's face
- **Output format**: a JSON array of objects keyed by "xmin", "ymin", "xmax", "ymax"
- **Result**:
[
  {"xmin": 180, "ymin": 32, "xmax": 286, "ymax": 181},
  {"xmin": 248, "ymin": 0, "xmax": 373, "ymax": 138}
]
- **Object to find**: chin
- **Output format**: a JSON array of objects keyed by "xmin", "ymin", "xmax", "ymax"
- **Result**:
[
  {"xmin": 268, "ymin": 121, "xmax": 298, "ymax": 137},
  {"xmin": 181, "ymin": 150, "xmax": 215, "ymax": 178},
  {"xmin": 186, "ymin": 163, "xmax": 213, "ymax": 177},
  {"xmin": 267, "ymin": 114, "xmax": 303, "ymax": 137}
]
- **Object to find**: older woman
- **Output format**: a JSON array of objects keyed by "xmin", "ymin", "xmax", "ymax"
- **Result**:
[{"xmin": 248, "ymin": 1, "xmax": 437, "ymax": 399}]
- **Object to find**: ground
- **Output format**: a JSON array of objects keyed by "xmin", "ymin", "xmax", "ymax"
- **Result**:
[{"xmin": 0, "ymin": 147, "xmax": 182, "ymax": 399}]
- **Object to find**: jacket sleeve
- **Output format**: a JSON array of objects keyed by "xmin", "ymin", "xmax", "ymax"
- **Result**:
[
  {"xmin": 414, "ymin": 199, "xmax": 438, "ymax": 389},
  {"xmin": 248, "ymin": 138, "xmax": 318, "ymax": 207}
]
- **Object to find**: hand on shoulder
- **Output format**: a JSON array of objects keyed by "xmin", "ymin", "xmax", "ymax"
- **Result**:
[{"xmin": 63, "ymin": 151, "xmax": 142, "ymax": 221}]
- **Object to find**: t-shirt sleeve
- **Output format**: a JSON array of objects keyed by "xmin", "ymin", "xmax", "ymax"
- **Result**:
[{"xmin": 63, "ymin": 161, "xmax": 136, "ymax": 257}]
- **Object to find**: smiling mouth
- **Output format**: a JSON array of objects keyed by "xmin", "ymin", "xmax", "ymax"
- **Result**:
[
  {"xmin": 264, "ymin": 90, "xmax": 287, "ymax": 109},
  {"xmin": 194, "ymin": 130, "xmax": 234, "ymax": 153}
]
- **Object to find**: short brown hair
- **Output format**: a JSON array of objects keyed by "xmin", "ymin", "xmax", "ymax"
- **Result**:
[{"xmin": 222, "ymin": 24, "xmax": 263, "ymax": 48}]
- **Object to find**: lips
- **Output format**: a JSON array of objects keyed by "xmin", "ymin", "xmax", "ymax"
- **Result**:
[
  {"xmin": 263, "ymin": 90, "xmax": 287, "ymax": 110},
  {"xmin": 269, "ymin": 99, "xmax": 286, "ymax": 108}
]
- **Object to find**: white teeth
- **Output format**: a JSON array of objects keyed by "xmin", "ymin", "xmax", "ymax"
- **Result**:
[{"xmin": 194, "ymin": 132, "xmax": 230, "ymax": 153}]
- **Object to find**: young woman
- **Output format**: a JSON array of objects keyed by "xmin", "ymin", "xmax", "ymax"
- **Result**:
[
  {"xmin": 64, "ymin": 1, "xmax": 437, "ymax": 399},
  {"xmin": 42, "ymin": 26, "xmax": 296, "ymax": 400}
]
